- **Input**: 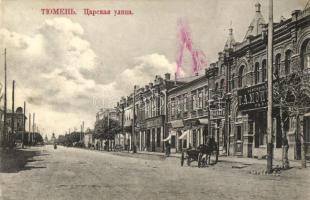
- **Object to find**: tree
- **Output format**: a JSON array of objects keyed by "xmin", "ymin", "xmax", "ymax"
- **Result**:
[
  {"xmin": 274, "ymin": 68, "xmax": 310, "ymax": 168},
  {"xmin": 94, "ymin": 117, "xmax": 121, "ymax": 151}
]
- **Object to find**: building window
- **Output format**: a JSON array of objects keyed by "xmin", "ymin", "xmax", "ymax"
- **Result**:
[
  {"xmin": 215, "ymin": 83, "xmax": 218, "ymax": 91},
  {"xmin": 285, "ymin": 50, "xmax": 292, "ymax": 75},
  {"xmin": 198, "ymin": 90, "xmax": 203, "ymax": 108},
  {"xmin": 274, "ymin": 54, "xmax": 281, "ymax": 78},
  {"xmin": 231, "ymin": 74, "xmax": 235, "ymax": 89},
  {"xmin": 171, "ymin": 99, "xmax": 175, "ymax": 116},
  {"xmin": 254, "ymin": 62, "xmax": 259, "ymax": 84},
  {"xmin": 262, "ymin": 60, "xmax": 267, "ymax": 81},
  {"xmin": 184, "ymin": 94, "xmax": 187, "ymax": 111},
  {"xmin": 238, "ymin": 65, "xmax": 245, "ymax": 88},
  {"xmin": 192, "ymin": 94, "xmax": 197, "ymax": 110},
  {"xmin": 220, "ymin": 79, "xmax": 225, "ymax": 89},
  {"xmin": 301, "ymin": 39, "xmax": 310, "ymax": 70}
]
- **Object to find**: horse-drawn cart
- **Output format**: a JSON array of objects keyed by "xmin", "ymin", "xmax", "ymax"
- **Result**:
[{"xmin": 180, "ymin": 139, "xmax": 218, "ymax": 167}]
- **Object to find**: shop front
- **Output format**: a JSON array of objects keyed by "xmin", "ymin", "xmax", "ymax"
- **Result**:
[
  {"xmin": 143, "ymin": 115, "xmax": 165, "ymax": 152},
  {"xmin": 235, "ymin": 83, "xmax": 268, "ymax": 158}
]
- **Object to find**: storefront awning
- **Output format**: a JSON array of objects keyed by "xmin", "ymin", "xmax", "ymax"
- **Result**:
[
  {"xmin": 304, "ymin": 112, "xmax": 310, "ymax": 117},
  {"xmin": 170, "ymin": 120, "xmax": 184, "ymax": 128},
  {"xmin": 178, "ymin": 130, "xmax": 189, "ymax": 140},
  {"xmin": 162, "ymin": 135, "xmax": 171, "ymax": 142},
  {"xmin": 199, "ymin": 118, "xmax": 209, "ymax": 124}
]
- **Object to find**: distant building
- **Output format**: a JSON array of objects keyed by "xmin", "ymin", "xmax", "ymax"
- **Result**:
[
  {"xmin": 83, "ymin": 128, "xmax": 94, "ymax": 148},
  {"xmin": 51, "ymin": 133, "xmax": 56, "ymax": 144},
  {"xmin": 6, "ymin": 107, "xmax": 27, "ymax": 144}
]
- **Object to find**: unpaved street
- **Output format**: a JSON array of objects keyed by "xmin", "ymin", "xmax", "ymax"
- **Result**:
[{"xmin": 0, "ymin": 146, "xmax": 309, "ymax": 200}]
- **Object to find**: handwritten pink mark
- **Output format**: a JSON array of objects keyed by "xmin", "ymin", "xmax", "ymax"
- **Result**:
[{"xmin": 176, "ymin": 18, "xmax": 207, "ymax": 78}]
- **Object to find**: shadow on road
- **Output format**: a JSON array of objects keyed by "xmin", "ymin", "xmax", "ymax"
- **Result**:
[{"xmin": 0, "ymin": 148, "xmax": 48, "ymax": 173}]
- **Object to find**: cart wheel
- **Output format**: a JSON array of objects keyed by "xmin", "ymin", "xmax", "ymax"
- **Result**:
[
  {"xmin": 187, "ymin": 157, "xmax": 191, "ymax": 166},
  {"xmin": 181, "ymin": 152, "xmax": 184, "ymax": 167}
]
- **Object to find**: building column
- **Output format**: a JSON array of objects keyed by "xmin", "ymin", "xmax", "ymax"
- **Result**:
[{"xmin": 143, "ymin": 131, "xmax": 146, "ymax": 151}]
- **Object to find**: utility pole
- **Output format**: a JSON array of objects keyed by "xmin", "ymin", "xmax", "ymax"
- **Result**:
[
  {"xmin": 132, "ymin": 85, "xmax": 137, "ymax": 153},
  {"xmin": 22, "ymin": 101, "xmax": 26, "ymax": 148},
  {"xmin": 32, "ymin": 113, "xmax": 35, "ymax": 145},
  {"xmin": 3, "ymin": 49, "xmax": 7, "ymax": 147},
  {"xmin": 10, "ymin": 80, "xmax": 15, "ymax": 148},
  {"xmin": 28, "ymin": 113, "xmax": 31, "ymax": 145},
  {"xmin": 80, "ymin": 124, "xmax": 82, "ymax": 142},
  {"xmin": 267, "ymin": 0, "xmax": 274, "ymax": 174}
]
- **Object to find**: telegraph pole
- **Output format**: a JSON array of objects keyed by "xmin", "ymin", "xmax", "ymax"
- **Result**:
[
  {"xmin": 267, "ymin": 0, "xmax": 274, "ymax": 173},
  {"xmin": 32, "ymin": 113, "xmax": 35, "ymax": 144},
  {"xmin": 3, "ymin": 49, "xmax": 7, "ymax": 147},
  {"xmin": 10, "ymin": 80, "xmax": 15, "ymax": 148},
  {"xmin": 28, "ymin": 113, "xmax": 31, "ymax": 145},
  {"xmin": 22, "ymin": 101, "xmax": 26, "ymax": 148}
]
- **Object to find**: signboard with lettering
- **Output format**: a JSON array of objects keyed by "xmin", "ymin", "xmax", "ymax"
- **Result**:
[
  {"xmin": 145, "ymin": 116, "xmax": 164, "ymax": 128},
  {"xmin": 237, "ymin": 83, "xmax": 267, "ymax": 111}
]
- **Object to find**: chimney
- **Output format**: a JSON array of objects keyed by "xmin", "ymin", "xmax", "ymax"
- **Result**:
[
  {"xmin": 145, "ymin": 85, "xmax": 149, "ymax": 90},
  {"xmin": 164, "ymin": 73, "xmax": 171, "ymax": 80},
  {"xmin": 149, "ymin": 82, "xmax": 153, "ymax": 88},
  {"xmin": 291, "ymin": 10, "xmax": 301, "ymax": 21}
]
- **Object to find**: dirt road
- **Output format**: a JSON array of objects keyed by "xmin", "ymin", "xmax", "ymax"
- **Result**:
[{"xmin": 0, "ymin": 145, "xmax": 309, "ymax": 200}]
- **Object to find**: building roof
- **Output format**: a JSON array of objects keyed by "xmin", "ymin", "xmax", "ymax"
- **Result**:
[
  {"xmin": 244, "ymin": 3, "xmax": 265, "ymax": 40},
  {"xmin": 175, "ymin": 73, "xmax": 205, "ymax": 83}
]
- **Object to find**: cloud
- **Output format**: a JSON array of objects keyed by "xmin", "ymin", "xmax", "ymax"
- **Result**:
[
  {"xmin": 116, "ymin": 53, "xmax": 178, "ymax": 92},
  {"xmin": 0, "ymin": 17, "xmax": 178, "ymax": 135}
]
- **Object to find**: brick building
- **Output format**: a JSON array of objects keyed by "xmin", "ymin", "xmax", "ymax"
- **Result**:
[{"xmin": 209, "ymin": 3, "xmax": 310, "ymax": 160}]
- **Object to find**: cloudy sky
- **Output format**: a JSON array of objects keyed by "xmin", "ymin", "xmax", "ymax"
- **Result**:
[{"xmin": 0, "ymin": 0, "xmax": 306, "ymax": 137}]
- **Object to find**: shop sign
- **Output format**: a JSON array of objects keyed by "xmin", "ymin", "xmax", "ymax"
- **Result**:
[
  {"xmin": 145, "ymin": 116, "xmax": 164, "ymax": 128},
  {"xmin": 238, "ymin": 83, "xmax": 267, "ymax": 111}
]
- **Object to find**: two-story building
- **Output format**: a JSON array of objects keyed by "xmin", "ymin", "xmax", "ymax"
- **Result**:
[
  {"xmin": 167, "ymin": 74, "xmax": 209, "ymax": 153},
  {"xmin": 217, "ymin": 3, "xmax": 310, "ymax": 160},
  {"xmin": 135, "ymin": 73, "xmax": 183, "ymax": 152}
]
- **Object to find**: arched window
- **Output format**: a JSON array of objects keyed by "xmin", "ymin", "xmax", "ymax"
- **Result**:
[
  {"xmin": 220, "ymin": 79, "xmax": 225, "ymax": 89},
  {"xmin": 221, "ymin": 65, "xmax": 224, "ymax": 74},
  {"xmin": 238, "ymin": 65, "xmax": 244, "ymax": 88},
  {"xmin": 231, "ymin": 74, "xmax": 235, "ymax": 90},
  {"xmin": 274, "ymin": 54, "xmax": 281, "ymax": 78},
  {"xmin": 262, "ymin": 59, "xmax": 267, "ymax": 81},
  {"xmin": 301, "ymin": 39, "xmax": 310, "ymax": 70},
  {"xmin": 254, "ymin": 62, "xmax": 260, "ymax": 84},
  {"xmin": 285, "ymin": 50, "xmax": 292, "ymax": 75}
]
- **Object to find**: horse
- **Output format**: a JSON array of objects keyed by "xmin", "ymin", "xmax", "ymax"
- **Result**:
[{"xmin": 197, "ymin": 138, "xmax": 217, "ymax": 167}]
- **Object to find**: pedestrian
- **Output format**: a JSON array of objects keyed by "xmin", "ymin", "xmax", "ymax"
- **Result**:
[{"xmin": 165, "ymin": 141, "xmax": 171, "ymax": 157}]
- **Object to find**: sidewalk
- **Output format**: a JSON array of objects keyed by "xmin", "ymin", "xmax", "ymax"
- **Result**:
[
  {"xmin": 135, "ymin": 150, "xmax": 309, "ymax": 168},
  {"xmin": 78, "ymin": 147, "xmax": 309, "ymax": 168}
]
